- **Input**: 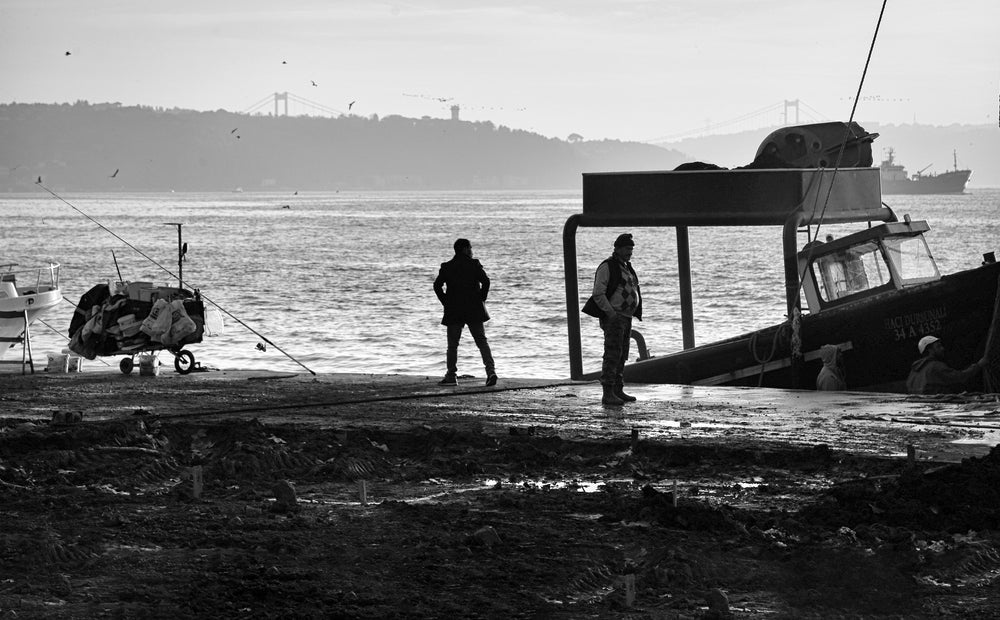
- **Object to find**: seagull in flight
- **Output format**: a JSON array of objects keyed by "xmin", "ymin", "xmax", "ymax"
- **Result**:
[
  {"xmin": 348, "ymin": 101, "xmax": 356, "ymax": 110},
  {"xmin": 65, "ymin": 51, "xmax": 71, "ymax": 56},
  {"xmin": 311, "ymin": 80, "xmax": 317, "ymax": 87},
  {"xmin": 231, "ymin": 128, "xmax": 238, "ymax": 134},
  {"xmin": 110, "ymin": 168, "xmax": 119, "ymax": 178}
]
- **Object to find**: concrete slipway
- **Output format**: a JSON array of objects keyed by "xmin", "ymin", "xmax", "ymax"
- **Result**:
[{"xmin": 2, "ymin": 368, "xmax": 998, "ymax": 464}]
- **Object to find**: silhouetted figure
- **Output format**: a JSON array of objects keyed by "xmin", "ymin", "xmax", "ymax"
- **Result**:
[
  {"xmin": 585, "ymin": 233, "xmax": 642, "ymax": 405},
  {"xmin": 36, "ymin": 176, "xmax": 41, "ymax": 184},
  {"xmin": 907, "ymin": 335, "xmax": 987, "ymax": 394},
  {"xmin": 433, "ymin": 238, "xmax": 496, "ymax": 387}
]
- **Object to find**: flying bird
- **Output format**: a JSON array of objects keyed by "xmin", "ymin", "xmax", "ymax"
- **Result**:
[
  {"xmin": 311, "ymin": 80, "xmax": 317, "ymax": 87},
  {"xmin": 65, "ymin": 51, "xmax": 71, "ymax": 56},
  {"xmin": 293, "ymin": 191, "xmax": 298, "ymax": 195},
  {"xmin": 348, "ymin": 101, "xmax": 356, "ymax": 110},
  {"xmin": 110, "ymin": 168, "xmax": 119, "ymax": 178},
  {"xmin": 231, "ymin": 128, "xmax": 238, "ymax": 134},
  {"xmin": 281, "ymin": 60, "xmax": 287, "ymax": 64}
]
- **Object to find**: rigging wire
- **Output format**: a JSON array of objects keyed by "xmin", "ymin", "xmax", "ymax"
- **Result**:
[
  {"xmin": 35, "ymin": 182, "xmax": 317, "ymax": 375},
  {"xmin": 790, "ymin": 0, "xmax": 889, "ymax": 312}
]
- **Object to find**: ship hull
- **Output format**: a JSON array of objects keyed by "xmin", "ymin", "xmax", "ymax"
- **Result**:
[{"xmin": 880, "ymin": 169, "xmax": 971, "ymax": 194}]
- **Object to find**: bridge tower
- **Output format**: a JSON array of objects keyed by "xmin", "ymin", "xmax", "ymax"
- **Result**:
[
  {"xmin": 783, "ymin": 99, "xmax": 800, "ymax": 125},
  {"xmin": 274, "ymin": 92, "xmax": 289, "ymax": 116}
]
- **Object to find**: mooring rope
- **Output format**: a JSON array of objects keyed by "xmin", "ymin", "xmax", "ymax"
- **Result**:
[{"xmin": 35, "ymin": 182, "xmax": 317, "ymax": 375}]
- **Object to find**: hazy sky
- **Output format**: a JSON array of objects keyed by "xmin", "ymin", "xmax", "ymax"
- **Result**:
[{"xmin": 3, "ymin": 1, "xmax": 998, "ymax": 142}]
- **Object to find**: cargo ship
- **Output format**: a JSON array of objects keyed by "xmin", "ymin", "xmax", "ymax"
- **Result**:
[{"xmin": 879, "ymin": 148, "xmax": 971, "ymax": 194}]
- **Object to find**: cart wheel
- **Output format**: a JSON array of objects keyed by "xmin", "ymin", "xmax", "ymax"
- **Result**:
[
  {"xmin": 174, "ymin": 350, "xmax": 195, "ymax": 375},
  {"xmin": 120, "ymin": 357, "xmax": 134, "ymax": 375}
]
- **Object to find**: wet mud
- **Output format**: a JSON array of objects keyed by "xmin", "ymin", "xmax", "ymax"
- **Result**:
[{"xmin": 1, "ymin": 371, "xmax": 999, "ymax": 618}]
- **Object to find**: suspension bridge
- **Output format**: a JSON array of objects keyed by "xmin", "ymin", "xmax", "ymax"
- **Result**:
[
  {"xmin": 645, "ymin": 99, "xmax": 832, "ymax": 143},
  {"xmin": 240, "ymin": 92, "xmax": 349, "ymax": 118}
]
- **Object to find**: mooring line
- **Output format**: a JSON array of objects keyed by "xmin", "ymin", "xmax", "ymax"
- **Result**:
[{"xmin": 36, "ymin": 182, "xmax": 316, "ymax": 375}]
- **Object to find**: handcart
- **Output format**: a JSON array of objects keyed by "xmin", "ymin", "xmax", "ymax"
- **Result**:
[{"xmin": 68, "ymin": 280, "xmax": 221, "ymax": 375}]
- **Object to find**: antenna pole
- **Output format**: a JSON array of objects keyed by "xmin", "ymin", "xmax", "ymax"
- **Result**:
[{"xmin": 164, "ymin": 223, "xmax": 183, "ymax": 289}]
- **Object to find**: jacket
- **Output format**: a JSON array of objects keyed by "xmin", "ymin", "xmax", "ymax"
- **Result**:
[
  {"xmin": 433, "ymin": 253, "xmax": 490, "ymax": 326},
  {"xmin": 906, "ymin": 356, "xmax": 981, "ymax": 394}
]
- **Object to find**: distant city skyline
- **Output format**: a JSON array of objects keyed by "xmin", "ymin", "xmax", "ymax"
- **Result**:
[{"xmin": 3, "ymin": 1, "xmax": 998, "ymax": 142}]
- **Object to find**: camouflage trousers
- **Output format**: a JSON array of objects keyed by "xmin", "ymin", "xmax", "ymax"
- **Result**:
[{"xmin": 599, "ymin": 313, "xmax": 632, "ymax": 386}]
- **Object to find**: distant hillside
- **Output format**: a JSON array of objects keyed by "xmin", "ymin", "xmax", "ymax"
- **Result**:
[
  {"xmin": 0, "ymin": 102, "xmax": 687, "ymax": 192},
  {"xmin": 659, "ymin": 121, "xmax": 1000, "ymax": 187}
]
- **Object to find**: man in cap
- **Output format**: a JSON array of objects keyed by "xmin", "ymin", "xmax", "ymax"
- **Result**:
[
  {"xmin": 906, "ymin": 335, "xmax": 987, "ymax": 394},
  {"xmin": 434, "ymin": 238, "xmax": 497, "ymax": 387},
  {"xmin": 589, "ymin": 233, "xmax": 642, "ymax": 405}
]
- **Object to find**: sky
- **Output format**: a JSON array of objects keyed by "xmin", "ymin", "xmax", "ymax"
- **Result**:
[{"xmin": 2, "ymin": 0, "xmax": 998, "ymax": 142}]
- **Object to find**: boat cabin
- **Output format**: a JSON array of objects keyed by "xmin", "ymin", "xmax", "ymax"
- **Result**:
[{"xmin": 798, "ymin": 218, "xmax": 940, "ymax": 313}]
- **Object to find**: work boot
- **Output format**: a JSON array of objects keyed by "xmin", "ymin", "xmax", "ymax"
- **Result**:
[
  {"xmin": 615, "ymin": 384, "xmax": 637, "ymax": 402},
  {"xmin": 602, "ymin": 384, "xmax": 624, "ymax": 406}
]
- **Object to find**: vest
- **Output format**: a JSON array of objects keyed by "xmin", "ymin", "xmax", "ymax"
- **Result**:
[{"xmin": 582, "ymin": 257, "xmax": 642, "ymax": 320}]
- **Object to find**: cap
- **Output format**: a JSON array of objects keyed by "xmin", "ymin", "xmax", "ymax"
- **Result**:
[
  {"xmin": 614, "ymin": 233, "xmax": 634, "ymax": 248},
  {"xmin": 917, "ymin": 335, "xmax": 940, "ymax": 355}
]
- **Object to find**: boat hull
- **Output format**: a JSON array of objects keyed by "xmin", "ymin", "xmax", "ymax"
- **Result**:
[
  {"xmin": 0, "ymin": 288, "xmax": 62, "ymax": 359},
  {"xmin": 599, "ymin": 262, "xmax": 1000, "ymax": 393}
]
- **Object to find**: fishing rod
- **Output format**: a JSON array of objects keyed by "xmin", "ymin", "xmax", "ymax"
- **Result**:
[{"xmin": 35, "ymin": 182, "xmax": 317, "ymax": 375}]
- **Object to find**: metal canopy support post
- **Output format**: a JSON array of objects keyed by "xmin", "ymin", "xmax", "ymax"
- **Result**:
[
  {"xmin": 563, "ymin": 215, "xmax": 584, "ymax": 380},
  {"xmin": 676, "ymin": 226, "xmax": 695, "ymax": 349}
]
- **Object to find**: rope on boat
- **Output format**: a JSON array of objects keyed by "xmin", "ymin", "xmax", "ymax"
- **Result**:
[{"xmin": 35, "ymin": 183, "xmax": 317, "ymax": 375}]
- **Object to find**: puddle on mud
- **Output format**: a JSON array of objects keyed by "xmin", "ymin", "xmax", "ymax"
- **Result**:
[{"xmin": 293, "ymin": 473, "xmax": 829, "ymax": 512}]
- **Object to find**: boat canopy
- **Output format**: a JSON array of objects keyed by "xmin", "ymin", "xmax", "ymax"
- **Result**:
[{"xmin": 563, "ymin": 166, "xmax": 891, "ymax": 380}]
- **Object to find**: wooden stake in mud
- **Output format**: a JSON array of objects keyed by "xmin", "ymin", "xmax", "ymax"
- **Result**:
[
  {"xmin": 358, "ymin": 480, "xmax": 368, "ymax": 506},
  {"xmin": 190, "ymin": 466, "xmax": 203, "ymax": 499}
]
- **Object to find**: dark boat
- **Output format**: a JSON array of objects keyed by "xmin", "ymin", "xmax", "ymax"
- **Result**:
[
  {"xmin": 563, "ymin": 122, "xmax": 999, "ymax": 393},
  {"xmin": 879, "ymin": 147, "xmax": 971, "ymax": 194}
]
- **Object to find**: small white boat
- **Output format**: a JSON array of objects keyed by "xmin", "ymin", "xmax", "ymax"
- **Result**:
[{"xmin": 0, "ymin": 262, "xmax": 62, "ymax": 362}]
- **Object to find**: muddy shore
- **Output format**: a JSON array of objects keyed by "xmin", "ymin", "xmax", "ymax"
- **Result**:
[{"xmin": 2, "ymin": 368, "xmax": 1000, "ymax": 618}]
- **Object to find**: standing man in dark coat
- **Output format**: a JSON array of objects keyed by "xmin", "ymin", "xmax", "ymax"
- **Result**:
[{"xmin": 433, "ymin": 238, "xmax": 497, "ymax": 386}]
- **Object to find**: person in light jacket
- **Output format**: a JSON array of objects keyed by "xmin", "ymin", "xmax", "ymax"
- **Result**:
[
  {"xmin": 433, "ymin": 238, "xmax": 496, "ymax": 387},
  {"xmin": 816, "ymin": 344, "xmax": 847, "ymax": 390}
]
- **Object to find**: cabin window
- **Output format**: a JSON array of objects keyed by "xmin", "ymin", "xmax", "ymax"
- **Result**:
[
  {"xmin": 811, "ymin": 241, "xmax": 891, "ymax": 302},
  {"xmin": 883, "ymin": 236, "xmax": 939, "ymax": 284}
]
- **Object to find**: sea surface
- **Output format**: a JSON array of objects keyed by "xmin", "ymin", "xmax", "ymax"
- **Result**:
[{"xmin": 3, "ymin": 188, "xmax": 999, "ymax": 379}]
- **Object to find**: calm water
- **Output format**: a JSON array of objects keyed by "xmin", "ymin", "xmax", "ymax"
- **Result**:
[{"xmin": 3, "ymin": 188, "xmax": 999, "ymax": 379}]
